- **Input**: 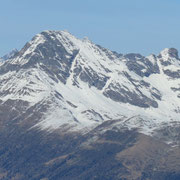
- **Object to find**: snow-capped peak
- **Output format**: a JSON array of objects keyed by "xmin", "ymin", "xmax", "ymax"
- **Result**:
[{"xmin": 159, "ymin": 48, "xmax": 179, "ymax": 61}]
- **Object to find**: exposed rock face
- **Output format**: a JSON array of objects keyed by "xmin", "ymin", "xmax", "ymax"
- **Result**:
[{"xmin": 1, "ymin": 30, "xmax": 180, "ymax": 179}]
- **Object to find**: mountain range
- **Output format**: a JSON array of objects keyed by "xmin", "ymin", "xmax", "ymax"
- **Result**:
[{"xmin": 0, "ymin": 30, "xmax": 180, "ymax": 180}]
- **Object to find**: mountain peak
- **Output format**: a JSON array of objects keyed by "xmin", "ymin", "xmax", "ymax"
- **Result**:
[
  {"xmin": 82, "ymin": 36, "xmax": 92, "ymax": 43},
  {"xmin": 39, "ymin": 30, "xmax": 74, "ymax": 39},
  {"xmin": 159, "ymin": 48, "xmax": 179, "ymax": 60},
  {"xmin": 1, "ymin": 48, "xmax": 18, "ymax": 60}
]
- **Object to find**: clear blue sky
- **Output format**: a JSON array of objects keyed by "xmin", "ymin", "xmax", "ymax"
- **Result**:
[{"xmin": 1, "ymin": 0, "xmax": 180, "ymax": 57}]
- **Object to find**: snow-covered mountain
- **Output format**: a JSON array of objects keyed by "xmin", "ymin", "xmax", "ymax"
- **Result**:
[
  {"xmin": 1, "ymin": 30, "xmax": 180, "ymax": 179},
  {"xmin": 0, "ymin": 30, "xmax": 180, "ymax": 143}
]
